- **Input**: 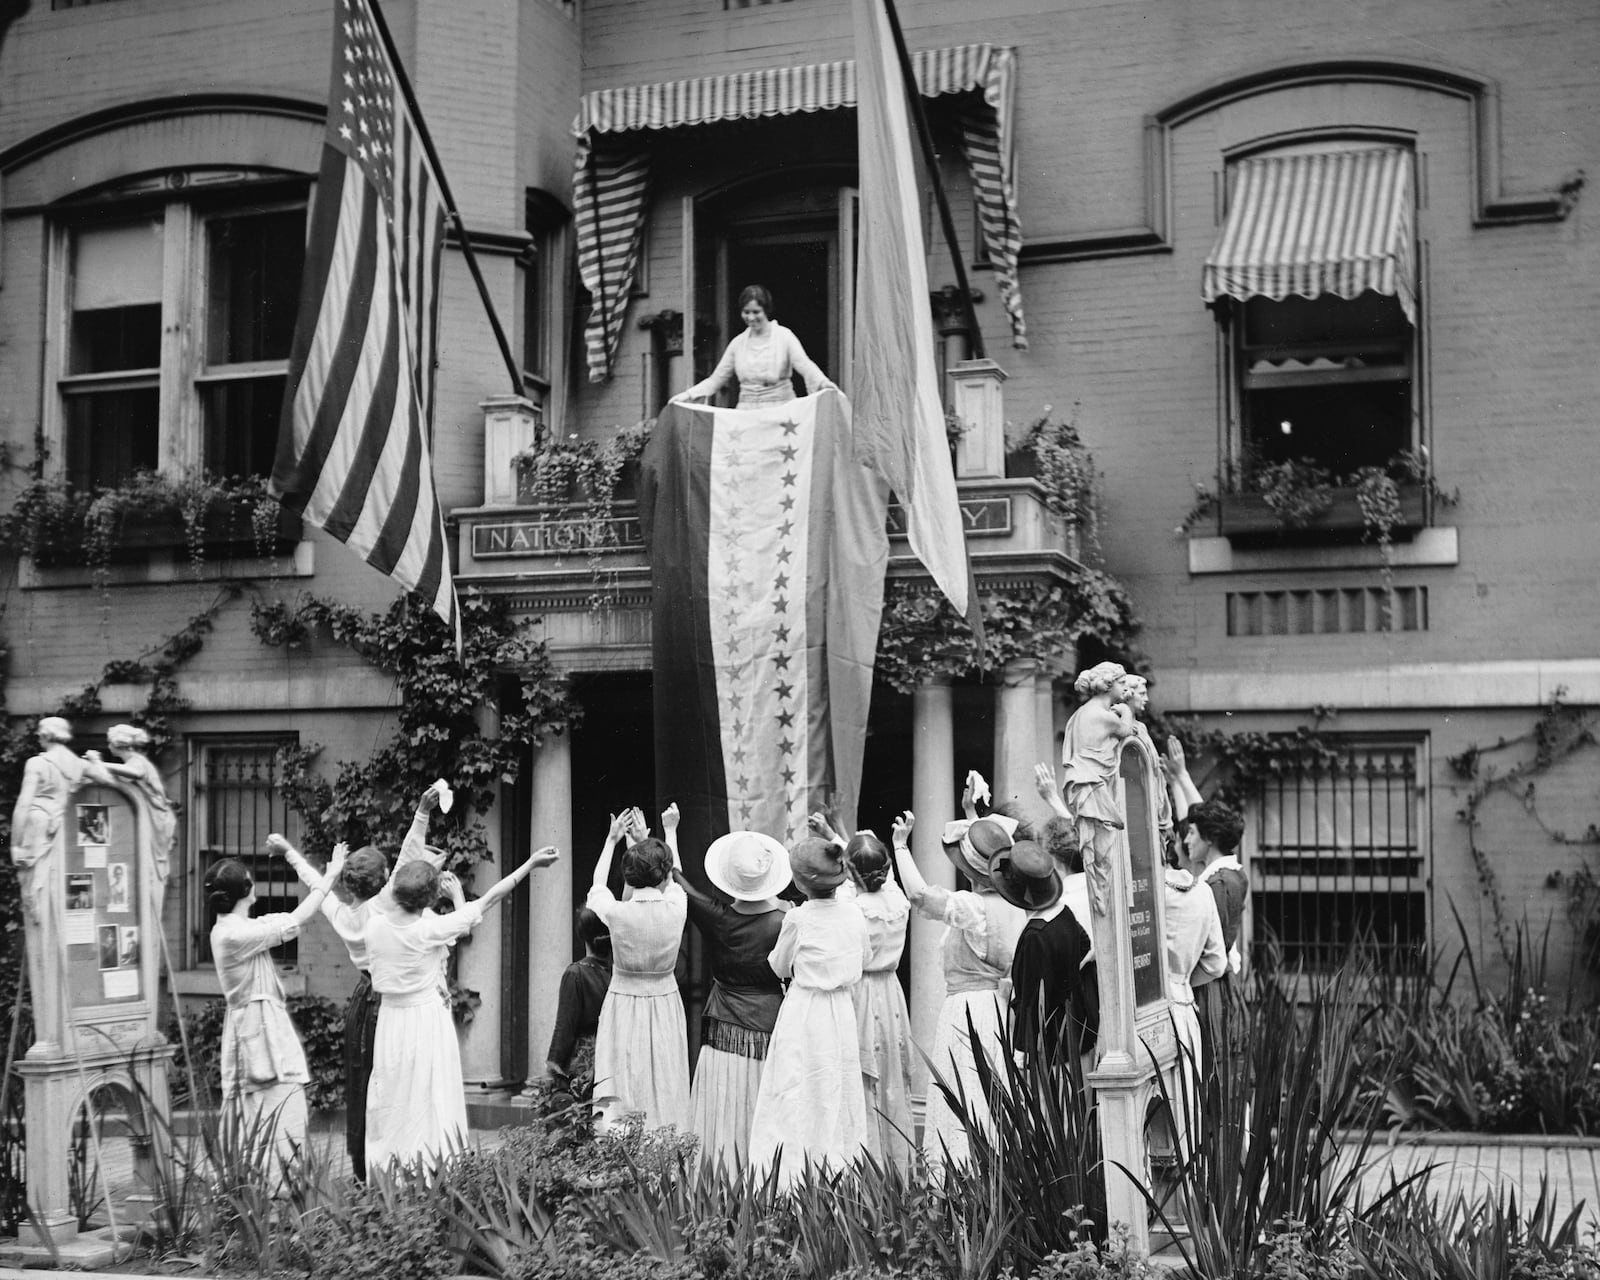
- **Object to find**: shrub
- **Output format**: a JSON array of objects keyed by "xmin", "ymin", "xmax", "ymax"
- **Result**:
[{"xmin": 168, "ymin": 994, "xmax": 346, "ymax": 1111}]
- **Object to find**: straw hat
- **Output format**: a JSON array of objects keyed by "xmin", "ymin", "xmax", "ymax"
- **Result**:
[
  {"xmin": 788, "ymin": 837, "xmax": 847, "ymax": 898},
  {"xmin": 989, "ymin": 839, "xmax": 1063, "ymax": 913},
  {"xmin": 705, "ymin": 830, "xmax": 792, "ymax": 901},
  {"xmin": 941, "ymin": 815, "xmax": 1018, "ymax": 880}
]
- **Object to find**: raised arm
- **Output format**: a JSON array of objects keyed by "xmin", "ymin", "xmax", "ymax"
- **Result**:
[
  {"xmin": 1033, "ymin": 762, "xmax": 1071, "ymax": 820},
  {"xmin": 661, "ymin": 803, "xmax": 683, "ymax": 871},
  {"xmin": 476, "ymin": 846, "xmax": 561, "ymax": 915},
  {"xmin": 398, "ymin": 783, "xmax": 446, "ymax": 869},
  {"xmin": 1165, "ymin": 736, "xmax": 1203, "ymax": 822},
  {"xmin": 284, "ymin": 843, "xmax": 346, "ymax": 927},
  {"xmin": 592, "ymin": 812, "xmax": 628, "ymax": 892},
  {"xmin": 807, "ymin": 811, "xmax": 847, "ymax": 849},
  {"xmin": 890, "ymin": 810, "xmax": 928, "ymax": 901},
  {"xmin": 265, "ymin": 833, "xmax": 325, "ymax": 891}
]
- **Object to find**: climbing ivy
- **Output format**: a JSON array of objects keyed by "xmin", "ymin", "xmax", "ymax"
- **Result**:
[
  {"xmin": 1446, "ymin": 690, "xmax": 1600, "ymax": 968},
  {"xmin": 874, "ymin": 566, "xmax": 1140, "ymax": 695},
  {"xmin": 248, "ymin": 589, "xmax": 579, "ymax": 874}
]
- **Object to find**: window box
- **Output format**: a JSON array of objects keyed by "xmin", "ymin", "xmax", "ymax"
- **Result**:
[
  {"xmin": 1218, "ymin": 483, "xmax": 1426, "ymax": 545},
  {"xmin": 27, "ymin": 497, "xmax": 301, "ymax": 568}
]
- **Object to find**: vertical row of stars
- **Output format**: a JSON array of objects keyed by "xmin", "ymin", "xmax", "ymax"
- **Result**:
[{"xmin": 772, "ymin": 418, "xmax": 802, "ymax": 834}]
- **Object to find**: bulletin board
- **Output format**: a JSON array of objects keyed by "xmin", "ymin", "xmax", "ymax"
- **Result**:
[{"xmin": 63, "ymin": 784, "xmax": 144, "ymax": 1011}]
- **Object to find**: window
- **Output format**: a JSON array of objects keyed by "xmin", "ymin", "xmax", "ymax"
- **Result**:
[
  {"xmin": 1235, "ymin": 292, "xmax": 1413, "ymax": 475},
  {"xmin": 190, "ymin": 739, "xmax": 301, "ymax": 966},
  {"xmin": 1249, "ymin": 740, "xmax": 1428, "ymax": 970},
  {"xmin": 51, "ymin": 186, "xmax": 307, "ymax": 491},
  {"xmin": 1204, "ymin": 145, "xmax": 1420, "ymax": 484}
]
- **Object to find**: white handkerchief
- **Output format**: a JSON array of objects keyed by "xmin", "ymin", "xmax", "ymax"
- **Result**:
[{"xmin": 434, "ymin": 779, "xmax": 454, "ymax": 814}]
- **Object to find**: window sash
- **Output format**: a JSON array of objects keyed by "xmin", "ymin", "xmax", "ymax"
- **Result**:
[
  {"xmin": 189, "ymin": 738, "xmax": 300, "ymax": 967},
  {"xmin": 1248, "ymin": 740, "xmax": 1429, "ymax": 969}
]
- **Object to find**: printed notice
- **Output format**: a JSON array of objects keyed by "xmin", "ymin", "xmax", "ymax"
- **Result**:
[
  {"xmin": 82, "ymin": 845, "xmax": 107, "ymax": 870},
  {"xmin": 102, "ymin": 969, "xmax": 138, "ymax": 1000}
]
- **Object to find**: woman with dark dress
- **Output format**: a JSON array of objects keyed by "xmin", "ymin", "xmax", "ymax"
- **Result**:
[
  {"xmin": 544, "ymin": 907, "xmax": 613, "ymax": 1092},
  {"xmin": 673, "ymin": 829, "xmax": 792, "ymax": 1171},
  {"xmin": 1183, "ymin": 799, "xmax": 1248, "ymax": 1072}
]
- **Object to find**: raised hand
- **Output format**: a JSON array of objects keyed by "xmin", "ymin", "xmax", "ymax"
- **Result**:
[
  {"xmin": 439, "ymin": 870, "xmax": 466, "ymax": 908},
  {"xmin": 1033, "ymin": 762, "xmax": 1061, "ymax": 803},
  {"xmin": 607, "ymin": 811, "xmax": 628, "ymax": 845},
  {"xmin": 626, "ymin": 807, "xmax": 650, "ymax": 844},
  {"xmin": 264, "ymin": 833, "xmax": 292, "ymax": 857},
  {"xmin": 807, "ymin": 811, "xmax": 841, "ymax": 842},
  {"xmin": 891, "ymin": 810, "xmax": 915, "ymax": 848},
  {"xmin": 661, "ymin": 803, "xmax": 680, "ymax": 833},
  {"xmin": 528, "ymin": 845, "xmax": 560, "ymax": 871},
  {"xmin": 326, "ymin": 841, "xmax": 349, "ymax": 878}
]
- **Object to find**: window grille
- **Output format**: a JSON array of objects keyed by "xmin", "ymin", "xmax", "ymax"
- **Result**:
[
  {"xmin": 192, "ymin": 739, "xmax": 300, "ymax": 965},
  {"xmin": 1250, "ymin": 740, "xmax": 1427, "ymax": 971}
]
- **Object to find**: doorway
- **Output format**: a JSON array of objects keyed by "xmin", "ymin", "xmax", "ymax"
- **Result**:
[{"xmin": 725, "ymin": 230, "xmax": 834, "ymax": 397}]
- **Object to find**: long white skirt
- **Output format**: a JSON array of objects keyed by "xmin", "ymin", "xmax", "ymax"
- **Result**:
[
  {"xmin": 593, "ymin": 989, "xmax": 691, "ymax": 1134},
  {"xmin": 1169, "ymin": 998, "xmax": 1204, "ymax": 1157},
  {"xmin": 366, "ymin": 997, "xmax": 467, "ymax": 1173},
  {"xmin": 690, "ymin": 1037, "xmax": 765, "ymax": 1174},
  {"xmin": 227, "ymin": 1080, "xmax": 308, "ymax": 1171},
  {"xmin": 856, "ymin": 970, "xmax": 916, "ymax": 1173},
  {"xmin": 922, "ymin": 988, "xmax": 1008, "ymax": 1168},
  {"xmin": 748, "ymin": 986, "xmax": 874, "ymax": 1189}
]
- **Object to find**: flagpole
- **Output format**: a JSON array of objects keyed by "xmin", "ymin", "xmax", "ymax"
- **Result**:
[
  {"xmin": 365, "ymin": 0, "xmax": 525, "ymax": 397},
  {"xmin": 878, "ymin": 0, "xmax": 987, "ymax": 361}
]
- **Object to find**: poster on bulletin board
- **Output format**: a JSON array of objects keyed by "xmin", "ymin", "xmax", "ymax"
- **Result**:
[{"xmin": 63, "ymin": 784, "xmax": 143, "ymax": 1008}]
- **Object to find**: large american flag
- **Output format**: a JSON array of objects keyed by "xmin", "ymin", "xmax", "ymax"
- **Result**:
[{"xmin": 274, "ymin": 0, "xmax": 455, "ymax": 632}]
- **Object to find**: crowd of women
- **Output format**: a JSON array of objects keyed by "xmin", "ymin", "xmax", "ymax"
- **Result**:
[{"xmin": 201, "ymin": 664, "xmax": 1251, "ymax": 1186}]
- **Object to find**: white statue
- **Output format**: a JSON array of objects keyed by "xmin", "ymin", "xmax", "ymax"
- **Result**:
[
  {"xmin": 9, "ymin": 717, "xmax": 86, "ymax": 1053},
  {"xmin": 1060, "ymin": 662, "xmax": 1134, "ymax": 916},
  {"xmin": 87, "ymin": 723, "xmax": 176, "ymax": 930}
]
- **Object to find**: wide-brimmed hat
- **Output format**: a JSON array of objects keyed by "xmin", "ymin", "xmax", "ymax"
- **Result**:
[
  {"xmin": 705, "ymin": 831, "xmax": 791, "ymax": 901},
  {"xmin": 789, "ymin": 837, "xmax": 847, "ymax": 898},
  {"xmin": 989, "ymin": 839, "xmax": 1062, "ymax": 913},
  {"xmin": 941, "ymin": 815, "xmax": 1018, "ymax": 880}
]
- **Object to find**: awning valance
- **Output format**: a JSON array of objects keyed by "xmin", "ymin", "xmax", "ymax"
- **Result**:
[
  {"xmin": 1202, "ymin": 146, "xmax": 1416, "ymax": 323},
  {"xmin": 574, "ymin": 43, "xmax": 1024, "ymax": 382}
]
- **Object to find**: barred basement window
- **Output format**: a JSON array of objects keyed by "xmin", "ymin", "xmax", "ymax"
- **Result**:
[
  {"xmin": 1250, "ymin": 740, "xmax": 1428, "ymax": 971},
  {"xmin": 1227, "ymin": 586, "xmax": 1427, "ymax": 635},
  {"xmin": 191, "ymin": 739, "xmax": 301, "ymax": 966}
]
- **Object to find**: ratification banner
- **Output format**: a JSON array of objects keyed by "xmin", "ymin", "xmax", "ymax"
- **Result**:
[{"xmin": 639, "ymin": 390, "xmax": 889, "ymax": 871}]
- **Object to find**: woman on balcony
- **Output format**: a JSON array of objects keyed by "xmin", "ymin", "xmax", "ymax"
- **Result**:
[{"xmin": 673, "ymin": 285, "xmax": 836, "ymax": 408}]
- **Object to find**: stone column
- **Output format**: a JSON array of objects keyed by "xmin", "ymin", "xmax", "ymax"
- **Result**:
[
  {"xmin": 908, "ymin": 681, "xmax": 956, "ymax": 1101},
  {"xmin": 992, "ymin": 660, "xmax": 1039, "ymax": 817},
  {"xmin": 482, "ymin": 395, "xmax": 539, "ymax": 506},
  {"xmin": 525, "ymin": 731, "xmax": 575, "ymax": 1081},
  {"xmin": 1036, "ymin": 668, "xmax": 1058, "ymax": 775},
  {"xmin": 458, "ymin": 709, "xmax": 506, "ymax": 1085},
  {"xmin": 949, "ymin": 358, "xmax": 1008, "ymax": 479}
]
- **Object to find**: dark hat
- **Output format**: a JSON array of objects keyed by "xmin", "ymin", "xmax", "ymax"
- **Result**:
[
  {"xmin": 989, "ymin": 839, "xmax": 1063, "ymax": 913},
  {"xmin": 789, "ymin": 837, "xmax": 847, "ymax": 897},
  {"xmin": 941, "ymin": 815, "xmax": 1017, "ymax": 881}
]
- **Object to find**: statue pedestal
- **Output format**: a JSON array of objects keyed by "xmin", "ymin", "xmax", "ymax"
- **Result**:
[{"xmin": 14, "ymin": 1041, "xmax": 177, "ymax": 1249}]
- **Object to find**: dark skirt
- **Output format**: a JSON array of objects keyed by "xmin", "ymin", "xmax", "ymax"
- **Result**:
[{"xmin": 344, "ymin": 972, "xmax": 381, "ymax": 1179}]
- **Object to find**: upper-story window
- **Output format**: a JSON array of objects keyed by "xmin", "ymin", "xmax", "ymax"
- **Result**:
[
  {"xmin": 1204, "ymin": 144, "xmax": 1419, "ymax": 485},
  {"xmin": 51, "ymin": 183, "xmax": 307, "ymax": 491}
]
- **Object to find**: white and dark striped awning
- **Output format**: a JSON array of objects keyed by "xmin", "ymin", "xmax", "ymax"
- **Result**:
[
  {"xmin": 1202, "ymin": 146, "xmax": 1417, "ymax": 323},
  {"xmin": 574, "ymin": 43, "xmax": 1024, "ymax": 383}
]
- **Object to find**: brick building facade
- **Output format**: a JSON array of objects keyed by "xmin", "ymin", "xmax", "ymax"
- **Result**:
[{"xmin": 2, "ymin": 0, "xmax": 1596, "ymax": 1095}]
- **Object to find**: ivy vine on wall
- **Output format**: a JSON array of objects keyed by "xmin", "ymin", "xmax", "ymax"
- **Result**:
[
  {"xmin": 1447, "ymin": 690, "xmax": 1600, "ymax": 970},
  {"xmin": 248, "ymin": 589, "xmax": 580, "ymax": 875},
  {"xmin": 874, "ymin": 565, "xmax": 1140, "ymax": 694}
]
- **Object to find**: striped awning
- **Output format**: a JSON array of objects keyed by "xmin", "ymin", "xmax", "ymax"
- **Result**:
[
  {"xmin": 574, "ymin": 43, "xmax": 1024, "ymax": 383},
  {"xmin": 1202, "ymin": 147, "xmax": 1417, "ymax": 323}
]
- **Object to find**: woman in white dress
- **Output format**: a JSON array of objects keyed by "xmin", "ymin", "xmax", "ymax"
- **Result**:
[
  {"xmin": 587, "ymin": 809, "xmax": 691, "ymax": 1133},
  {"xmin": 842, "ymin": 831, "xmax": 915, "ymax": 1173},
  {"xmin": 365, "ymin": 845, "xmax": 559, "ymax": 1172},
  {"xmin": 205, "ymin": 841, "xmax": 346, "ymax": 1161},
  {"xmin": 1162, "ymin": 862, "xmax": 1228, "ymax": 1153},
  {"xmin": 891, "ymin": 786, "xmax": 1028, "ymax": 1168},
  {"xmin": 748, "ymin": 837, "xmax": 874, "ymax": 1188},
  {"xmin": 673, "ymin": 285, "xmax": 836, "ymax": 408}
]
